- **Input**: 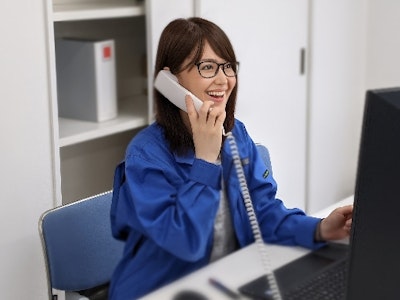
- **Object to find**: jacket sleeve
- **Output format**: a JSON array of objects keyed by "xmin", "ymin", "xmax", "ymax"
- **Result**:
[
  {"xmin": 112, "ymin": 142, "xmax": 223, "ymax": 262},
  {"xmin": 234, "ymin": 123, "xmax": 324, "ymax": 249}
]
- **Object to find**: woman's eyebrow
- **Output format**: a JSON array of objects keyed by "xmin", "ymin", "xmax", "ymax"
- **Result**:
[
  {"xmin": 199, "ymin": 58, "xmax": 216, "ymax": 62},
  {"xmin": 199, "ymin": 58, "xmax": 227, "ymax": 63}
]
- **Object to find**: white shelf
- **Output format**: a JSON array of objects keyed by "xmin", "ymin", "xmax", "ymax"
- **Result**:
[
  {"xmin": 53, "ymin": 0, "xmax": 145, "ymax": 22},
  {"xmin": 59, "ymin": 95, "xmax": 148, "ymax": 147}
]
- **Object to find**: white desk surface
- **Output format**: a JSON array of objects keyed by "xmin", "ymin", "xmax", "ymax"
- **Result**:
[{"xmin": 140, "ymin": 196, "xmax": 354, "ymax": 299}]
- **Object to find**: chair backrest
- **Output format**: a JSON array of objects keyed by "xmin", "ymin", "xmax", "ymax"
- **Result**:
[
  {"xmin": 256, "ymin": 143, "xmax": 273, "ymax": 175},
  {"xmin": 39, "ymin": 191, "xmax": 124, "ymax": 297}
]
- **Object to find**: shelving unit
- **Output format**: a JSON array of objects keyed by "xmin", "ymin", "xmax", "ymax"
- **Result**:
[
  {"xmin": 59, "ymin": 96, "xmax": 147, "ymax": 146},
  {"xmin": 50, "ymin": 0, "xmax": 150, "ymax": 204},
  {"xmin": 53, "ymin": 0, "xmax": 144, "ymax": 22}
]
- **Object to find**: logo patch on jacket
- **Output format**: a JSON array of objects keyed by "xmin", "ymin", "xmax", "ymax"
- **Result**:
[
  {"xmin": 263, "ymin": 169, "xmax": 270, "ymax": 178},
  {"xmin": 241, "ymin": 158, "xmax": 250, "ymax": 165}
]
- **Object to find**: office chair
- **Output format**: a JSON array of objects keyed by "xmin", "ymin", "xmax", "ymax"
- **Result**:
[{"xmin": 39, "ymin": 190, "xmax": 124, "ymax": 300}]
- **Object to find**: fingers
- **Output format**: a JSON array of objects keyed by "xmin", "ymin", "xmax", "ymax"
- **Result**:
[
  {"xmin": 185, "ymin": 95, "xmax": 197, "ymax": 116},
  {"xmin": 320, "ymin": 204, "xmax": 354, "ymax": 241},
  {"xmin": 206, "ymin": 105, "xmax": 226, "ymax": 128},
  {"xmin": 185, "ymin": 96, "xmax": 225, "ymax": 130},
  {"xmin": 185, "ymin": 95, "xmax": 212, "ymax": 117},
  {"xmin": 345, "ymin": 219, "xmax": 352, "ymax": 232},
  {"xmin": 197, "ymin": 100, "xmax": 214, "ymax": 121},
  {"xmin": 331, "ymin": 205, "xmax": 353, "ymax": 225},
  {"xmin": 334, "ymin": 204, "xmax": 353, "ymax": 216}
]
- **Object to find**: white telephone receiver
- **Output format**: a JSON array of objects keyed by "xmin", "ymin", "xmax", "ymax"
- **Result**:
[{"xmin": 154, "ymin": 70, "xmax": 203, "ymax": 112}]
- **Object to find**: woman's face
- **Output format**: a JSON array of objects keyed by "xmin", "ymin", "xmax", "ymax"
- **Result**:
[{"xmin": 175, "ymin": 41, "xmax": 236, "ymax": 111}]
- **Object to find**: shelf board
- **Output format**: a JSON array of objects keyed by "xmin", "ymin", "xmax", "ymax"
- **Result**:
[
  {"xmin": 59, "ymin": 95, "xmax": 148, "ymax": 147},
  {"xmin": 53, "ymin": 0, "xmax": 145, "ymax": 22}
]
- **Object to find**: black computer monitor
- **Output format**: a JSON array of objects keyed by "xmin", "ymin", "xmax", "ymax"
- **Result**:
[{"xmin": 347, "ymin": 87, "xmax": 400, "ymax": 299}]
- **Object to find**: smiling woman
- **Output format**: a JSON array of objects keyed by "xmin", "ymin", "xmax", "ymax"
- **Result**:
[
  {"xmin": 154, "ymin": 18, "xmax": 239, "ymax": 156},
  {"xmin": 108, "ymin": 17, "xmax": 353, "ymax": 300}
]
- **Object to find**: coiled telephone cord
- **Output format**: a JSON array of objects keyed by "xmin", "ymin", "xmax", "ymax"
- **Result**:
[{"xmin": 225, "ymin": 131, "xmax": 282, "ymax": 300}]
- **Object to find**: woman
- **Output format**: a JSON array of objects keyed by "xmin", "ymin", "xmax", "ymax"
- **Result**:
[{"xmin": 109, "ymin": 17, "xmax": 352, "ymax": 300}]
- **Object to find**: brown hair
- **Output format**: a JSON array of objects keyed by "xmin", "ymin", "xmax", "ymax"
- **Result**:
[{"xmin": 154, "ymin": 17, "xmax": 238, "ymax": 154}]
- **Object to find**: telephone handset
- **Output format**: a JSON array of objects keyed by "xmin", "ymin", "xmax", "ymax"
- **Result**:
[
  {"xmin": 154, "ymin": 69, "xmax": 282, "ymax": 299},
  {"xmin": 154, "ymin": 70, "xmax": 203, "ymax": 112}
]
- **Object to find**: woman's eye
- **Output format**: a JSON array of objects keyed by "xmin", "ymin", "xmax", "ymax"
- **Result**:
[
  {"xmin": 201, "ymin": 63, "xmax": 215, "ymax": 71},
  {"xmin": 225, "ymin": 63, "xmax": 232, "ymax": 69}
]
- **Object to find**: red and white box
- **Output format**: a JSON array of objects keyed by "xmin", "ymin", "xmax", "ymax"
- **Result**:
[{"xmin": 55, "ymin": 38, "xmax": 118, "ymax": 122}]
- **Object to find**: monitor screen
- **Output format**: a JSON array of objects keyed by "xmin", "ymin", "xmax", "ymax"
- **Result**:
[{"xmin": 347, "ymin": 87, "xmax": 400, "ymax": 299}]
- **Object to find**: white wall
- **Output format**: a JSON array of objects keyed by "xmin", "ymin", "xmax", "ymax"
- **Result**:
[
  {"xmin": 306, "ymin": 0, "xmax": 368, "ymax": 213},
  {"xmin": 307, "ymin": 0, "xmax": 400, "ymax": 214},
  {"xmin": 0, "ymin": 1, "xmax": 56, "ymax": 299},
  {"xmin": 365, "ymin": 0, "xmax": 400, "ymax": 89}
]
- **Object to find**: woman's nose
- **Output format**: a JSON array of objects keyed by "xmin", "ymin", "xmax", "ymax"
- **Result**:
[{"xmin": 214, "ymin": 67, "xmax": 228, "ymax": 83}]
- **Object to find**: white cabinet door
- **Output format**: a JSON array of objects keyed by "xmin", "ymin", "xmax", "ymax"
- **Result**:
[{"xmin": 197, "ymin": 0, "xmax": 308, "ymax": 209}]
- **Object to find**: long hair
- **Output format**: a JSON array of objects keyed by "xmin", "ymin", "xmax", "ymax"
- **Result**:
[{"xmin": 154, "ymin": 17, "xmax": 238, "ymax": 155}]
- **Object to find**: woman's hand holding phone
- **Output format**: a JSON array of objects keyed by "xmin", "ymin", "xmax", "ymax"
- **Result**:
[{"xmin": 186, "ymin": 95, "xmax": 226, "ymax": 163}]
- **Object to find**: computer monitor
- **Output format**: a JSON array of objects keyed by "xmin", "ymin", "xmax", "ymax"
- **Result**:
[{"xmin": 346, "ymin": 87, "xmax": 400, "ymax": 299}]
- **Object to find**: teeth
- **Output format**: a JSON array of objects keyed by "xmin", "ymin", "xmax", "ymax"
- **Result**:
[{"xmin": 208, "ymin": 91, "xmax": 225, "ymax": 97}]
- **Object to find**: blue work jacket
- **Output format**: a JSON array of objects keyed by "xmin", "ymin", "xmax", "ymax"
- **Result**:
[{"xmin": 109, "ymin": 120, "xmax": 323, "ymax": 300}]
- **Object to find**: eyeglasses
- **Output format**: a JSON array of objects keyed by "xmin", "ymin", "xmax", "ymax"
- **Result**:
[{"xmin": 195, "ymin": 61, "xmax": 239, "ymax": 78}]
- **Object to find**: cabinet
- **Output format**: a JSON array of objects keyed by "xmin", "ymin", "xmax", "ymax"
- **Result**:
[
  {"xmin": 198, "ymin": 0, "xmax": 309, "ymax": 210},
  {"xmin": 48, "ymin": 0, "xmax": 195, "ymax": 204}
]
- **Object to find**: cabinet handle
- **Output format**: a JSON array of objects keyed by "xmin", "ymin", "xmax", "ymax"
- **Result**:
[{"xmin": 300, "ymin": 48, "xmax": 306, "ymax": 75}]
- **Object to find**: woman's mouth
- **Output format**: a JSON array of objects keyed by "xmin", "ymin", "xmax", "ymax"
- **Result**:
[{"xmin": 207, "ymin": 91, "xmax": 225, "ymax": 101}]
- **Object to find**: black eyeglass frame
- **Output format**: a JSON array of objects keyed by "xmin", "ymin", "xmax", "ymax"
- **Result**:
[{"xmin": 194, "ymin": 61, "xmax": 239, "ymax": 78}]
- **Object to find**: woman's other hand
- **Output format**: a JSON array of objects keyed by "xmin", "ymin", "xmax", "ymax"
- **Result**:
[{"xmin": 318, "ymin": 205, "xmax": 353, "ymax": 241}]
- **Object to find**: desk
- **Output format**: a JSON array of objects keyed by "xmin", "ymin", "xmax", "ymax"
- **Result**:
[{"xmin": 140, "ymin": 196, "xmax": 354, "ymax": 300}]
